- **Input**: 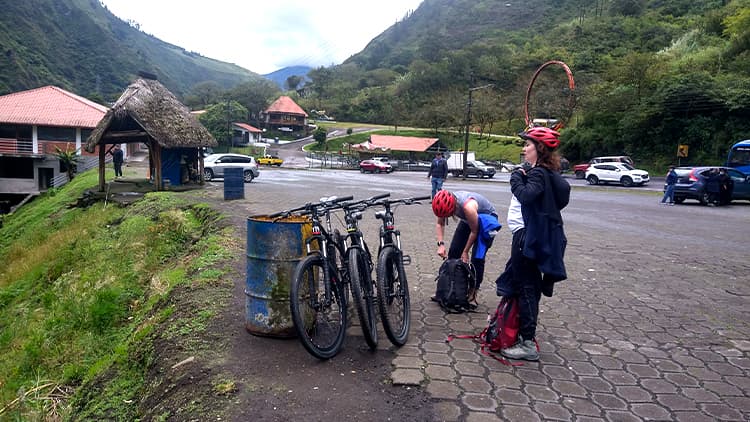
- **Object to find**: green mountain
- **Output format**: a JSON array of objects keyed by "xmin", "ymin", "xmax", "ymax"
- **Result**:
[
  {"xmin": 0, "ymin": 0, "xmax": 262, "ymax": 101},
  {"xmin": 298, "ymin": 0, "xmax": 750, "ymax": 165}
]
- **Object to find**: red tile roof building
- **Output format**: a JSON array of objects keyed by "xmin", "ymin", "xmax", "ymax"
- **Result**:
[
  {"xmin": 0, "ymin": 86, "xmax": 108, "ymax": 194},
  {"xmin": 262, "ymin": 96, "xmax": 308, "ymax": 133}
]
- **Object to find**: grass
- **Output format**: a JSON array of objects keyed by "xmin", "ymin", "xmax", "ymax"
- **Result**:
[
  {"xmin": 0, "ymin": 168, "xmax": 235, "ymax": 420},
  {"xmin": 306, "ymin": 126, "xmax": 523, "ymax": 163}
]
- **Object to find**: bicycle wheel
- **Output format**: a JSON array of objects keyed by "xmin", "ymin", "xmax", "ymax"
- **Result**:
[
  {"xmin": 376, "ymin": 245, "xmax": 410, "ymax": 346},
  {"xmin": 290, "ymin": 254, "xmax": 347, "ymax": 360},
  {"xmin": 347, "ymin": 247, "xmax": 378, "ymax": 349}
]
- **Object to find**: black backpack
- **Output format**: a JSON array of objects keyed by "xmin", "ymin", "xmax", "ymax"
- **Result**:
[{"xmin": 433, "ymin": 259, "xmax": 477, "ymax": 313}]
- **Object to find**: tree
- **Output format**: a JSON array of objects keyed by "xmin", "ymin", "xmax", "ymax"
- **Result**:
[
  {"xmin": 227, "ymin": 80, "xmax": 281, "ymax": 126},
  {"xmin": 198, "ymin": 101, "xmax": 249, "ymax": 147},
  {"xmin": 53, "ymin": 146, "xmax": 80, "ymax": 180},
  {"xmin": 313, "ymin": 127, "xmax": 327, "ymax": 147},
  {"xmin": 285, "ymin": 75, "xmax": 303, "ymax": 91},
  {"xmin": 185, "ymin": 81, "xmax": 225, "ymax": 109}
]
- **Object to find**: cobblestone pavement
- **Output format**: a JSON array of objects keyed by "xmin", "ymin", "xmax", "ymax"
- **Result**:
[{"xmin": 205, "ymin": 168, "xmax": 749, "ymax": 421}]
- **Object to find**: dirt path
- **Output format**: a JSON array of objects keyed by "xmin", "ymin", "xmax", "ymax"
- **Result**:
[{"xmin": 187, "ymin": 186, "xmax": 435, "ymax": 422}]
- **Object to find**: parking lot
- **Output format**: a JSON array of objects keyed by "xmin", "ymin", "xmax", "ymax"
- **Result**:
[{"xmin": 215, "ymin": 168, "xmax": 749, "ymax": 421}]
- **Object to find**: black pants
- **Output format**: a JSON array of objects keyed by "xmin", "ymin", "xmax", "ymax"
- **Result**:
[
  {"xmin": 510, "ymin": 229, "xmax": 542, "ymax": 340},
  {"xmin": 114, "ymin": 162, "xmax": 123, "ymax": 177},
  {"xmin": 447, "ymin": 220, "xmax": 493, "ymax": 289}
]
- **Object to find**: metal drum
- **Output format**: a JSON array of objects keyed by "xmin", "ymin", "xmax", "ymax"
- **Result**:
[
  {"xmin": 224, "ymin": 167, "xmax": 244, "ymax": 200},
  {"xmin": 245, "ymin": 215, "xmax": 312, "ymax": 337}
]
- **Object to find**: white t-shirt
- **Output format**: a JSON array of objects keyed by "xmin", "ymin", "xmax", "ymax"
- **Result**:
[{"xmin": 507, "ymin": 194, "xmax": 524, "ymax": 233}]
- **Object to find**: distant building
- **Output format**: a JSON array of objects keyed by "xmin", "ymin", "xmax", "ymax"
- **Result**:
[
  {"xmin": 233, "ymin": 122, "xmax": 262, "ymax": 145},
  {"xmin": 261, "ymin": 96, "xmax": 308, "ymax": 133},
  {"xmin": 0, "ymin": 86, "xmax": 108, "ymax": 195}
]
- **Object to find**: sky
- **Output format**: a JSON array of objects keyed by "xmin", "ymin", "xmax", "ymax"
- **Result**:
[{"xmin": 101, "ymin": 1, "xmax": 424, "ymax": 75}]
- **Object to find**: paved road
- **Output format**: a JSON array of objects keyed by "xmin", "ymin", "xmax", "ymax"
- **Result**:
[{"xmin": 215, "ymin": 168, "xmax": 749, "ymax": 421}]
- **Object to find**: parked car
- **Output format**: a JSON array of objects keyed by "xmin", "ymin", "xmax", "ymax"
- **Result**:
[
  {"xmin": 668, "ymin": 166, "xmax": 750, "ymax": 204},
  {"xmin": 359, "ymin": 159, "xmax": 393, "ymax": 173},
  {"xmin": 257, "ymin": 155, "xmax": 283, "ymax": 166},
  {"xmin": 462, "ymin": 160, "xmax": 496, "ymax": 178},
  {"xmin": 203, "ymin": 153, "xmax": 260, "ymax": 182},
  {"xmin": 574, "ymin": 156, "xmax": 634, "ymax": 179},
  {"xmin": 585, "ymin": 162, "xmax": 649, "ymax": 187}
]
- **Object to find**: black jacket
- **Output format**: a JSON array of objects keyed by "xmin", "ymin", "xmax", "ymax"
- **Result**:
[
  {"xmin": 510, "ymin": 166, "xmax": 570, "ymax": 287},
  {"xmin": 428, "ymin": 158, "xmax": 448, "ymax": 179}
]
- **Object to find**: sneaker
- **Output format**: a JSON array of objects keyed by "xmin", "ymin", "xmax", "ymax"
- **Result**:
[
  {"xmin": 501, "ymin": 336, "xmax": 539, "ymax": 361},
  {"xmin": 669, "ymin": 203, "xmax": 675, "ymax": 206}
]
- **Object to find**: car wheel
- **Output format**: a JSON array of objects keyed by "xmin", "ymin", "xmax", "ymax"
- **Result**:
[
  {"xmin": 243, "ymin": 170, "xmax": 254, "ymax": 183},
  {"xmin": 375, "ymin": 168, "xmax": 381, "ymax": 173},
  {"xmin": 699, "ymin": 191, "xmax": 710, "ymax": 205},
  {"xmin": 674, "ymin": 196, "xmax": 685, "ymax": 204},
  {"xmin": 476, "ymin": 170, "xmax": 484, "ymax": 178},
  {"xmin": 360, "ymin": 167, "xmax": 365, "ymax": 173},
  {"xmin": 587, "ymin": 175, "xmax": 599, "ymax": 185},
  {"xmin": 488, "ymin": 174, "xmax": 495, "ymax": 179},
  {"xmin": 575, "ymin": 171, "xmax": 585, "ymax": 179},
  {"xmin": 204, "ymin": 168, "xmax": 214, "ymax": 181},
  {"xmin": 621, "ymin": 176, "xmax": 633, "ymax": 187},
  {"xmin": 452, "ymin": 170, "xmax": 462, "ymax": 177}
]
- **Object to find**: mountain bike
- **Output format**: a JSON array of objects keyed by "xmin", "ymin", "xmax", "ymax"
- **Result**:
[
  {"xmin": 272, "ymin": 196, "xmax": 352, "ymax": 360},
  {"xmin": 373, "ymin": 195, "xmax": 431, "ymax": 346},
  {"xmin": 341, "ymin": 193, "xmax": 390, "ymax": 350}
]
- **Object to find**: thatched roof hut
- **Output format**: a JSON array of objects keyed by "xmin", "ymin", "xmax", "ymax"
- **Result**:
[{"xmin": 85, "ymin": 77, "xmax": 217, "ymax": 191}]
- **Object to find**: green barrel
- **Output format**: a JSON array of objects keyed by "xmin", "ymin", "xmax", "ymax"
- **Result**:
[{"xmin": 245, "ymin": 215, "xmax": 312, "ymax": 337}]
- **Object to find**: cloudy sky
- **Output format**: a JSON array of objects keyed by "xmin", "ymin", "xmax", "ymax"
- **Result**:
[{"xmin": 101, "ymin": 1, "xmax": 424, "ymax": 75}]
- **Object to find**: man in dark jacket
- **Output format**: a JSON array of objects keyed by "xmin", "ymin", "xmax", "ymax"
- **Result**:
[
  {"xmin": 705, "ymin": 168, "xmax": 722, "ymax": 206},
  {"xmin": 110, "ymin": 144, "xmax": 124, "ymax": 178},
  {"xmin": 427, "ymin": 151, "xmax": 448, "ymax": 198}
]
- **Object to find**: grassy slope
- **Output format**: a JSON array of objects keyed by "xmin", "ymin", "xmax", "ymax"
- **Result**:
[
  {"xmin": 0, "ymin": 169, "xmax": 238, "ymax": 420},
  {"xmin": 308, "ymin": 124, "xmax": 522, "ymax": 163}
]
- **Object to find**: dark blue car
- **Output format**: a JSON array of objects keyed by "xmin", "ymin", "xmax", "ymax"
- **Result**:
[{"xmin": 668, "ymin": 166, "xmax": 750, "ymax": 204}]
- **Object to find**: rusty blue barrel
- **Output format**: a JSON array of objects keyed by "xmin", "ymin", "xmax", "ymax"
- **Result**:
[
  {"xmin": 245, "ymin": 215, "xmax": 312, "ymax": 337},
  {"xmin": 224, "ymin": 167, "xmax": 244, "ymax": 200}
]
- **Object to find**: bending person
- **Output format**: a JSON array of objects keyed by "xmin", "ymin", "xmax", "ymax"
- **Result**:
[{"xmin": 432, "ymin": 190, "xmax": 500, "ymax": 301}]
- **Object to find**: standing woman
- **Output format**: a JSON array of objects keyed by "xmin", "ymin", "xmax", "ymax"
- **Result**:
[{"xmin": 501, "ymin": 127, "xmax": 570, "ymax": 361}]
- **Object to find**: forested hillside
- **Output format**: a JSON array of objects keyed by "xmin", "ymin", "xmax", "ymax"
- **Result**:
[
  {"xmin": 0, "ymin": 0, "xmax": 262, "ymax": 101},
  {"xmin": 298, "ymin": 0, "xmax": 750, "ymax": 166}
]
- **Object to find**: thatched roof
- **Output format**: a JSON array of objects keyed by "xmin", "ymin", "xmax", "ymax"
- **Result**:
[{"xmin": 85, "ymin": 78, "xmax": 216, "ymax": 152}]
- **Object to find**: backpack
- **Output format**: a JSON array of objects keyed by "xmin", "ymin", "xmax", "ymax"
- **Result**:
[
  {"xmin": 433, "ymin": 259, "xmax": 476, "ymax": 313},
  {"xmin": 446, "ymin": 296, "xmax": 527, "ymax": 366},
  {"xmin": 482, "ymin": 296, "xmax": 520, "ymax": 352}
]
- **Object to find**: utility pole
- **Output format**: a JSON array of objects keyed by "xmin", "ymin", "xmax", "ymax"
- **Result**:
[
  {"xmin": 226, "ymin": 97, "xmax": 233, "ymax": 149},
  {"xmin": 462, "ymin": 83, "xmax": 494, "ymax": 179}
]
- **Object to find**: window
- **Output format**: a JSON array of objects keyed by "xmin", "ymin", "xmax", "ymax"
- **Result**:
[{"xmin": 38, "ymin": 126, "xmax": 76, "ymax": 141}]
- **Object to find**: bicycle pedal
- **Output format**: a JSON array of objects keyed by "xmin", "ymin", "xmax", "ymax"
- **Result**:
[{"xmin": 402, "ymin": 255, "xmax": 412, "ymax": 265}]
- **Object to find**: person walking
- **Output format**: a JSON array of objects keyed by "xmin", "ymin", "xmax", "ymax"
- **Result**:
[
  {"xmin": 719, "ymin": 168, "xmax": 734, "ymax": 205},
  {"xmin": 705, "ymin": 168, "xmax": 722, "ymax": 206},
  {"xmin": 432, "ymin": 189, "xmax": 500, "ymax": 301},
  {"xmin": 661, "ymin": 165, "xmax": 678, "ymax": 205},
  {"xmin": 427, "ymin": 151, "xmax": 448, "ymax": 198},
  {"xmin": 110, "ymin": 144, "xmax": 124, "ymax": 178},
  {"xmin": 498, "ymin": 127, "xmax": 570, "ymax": 361}
]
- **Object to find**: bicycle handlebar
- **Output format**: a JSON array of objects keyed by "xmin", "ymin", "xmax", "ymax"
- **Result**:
[
  {"xmin": 375, "ymin": 195, "xmax": 432, "ymax": 207},
  {"xmin": 269, "ymin": 195, "xmax": 355, "ymax": 220}
]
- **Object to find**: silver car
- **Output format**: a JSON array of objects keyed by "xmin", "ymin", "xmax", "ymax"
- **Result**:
[{"xmin": 203, "ymin": 153, "xmax": 260, "ymax": 182}]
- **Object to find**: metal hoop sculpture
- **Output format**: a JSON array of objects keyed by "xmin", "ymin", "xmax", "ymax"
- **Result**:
[{"xmin": 524, "ymin": 60, "xmax": 576, "ymax": 131}]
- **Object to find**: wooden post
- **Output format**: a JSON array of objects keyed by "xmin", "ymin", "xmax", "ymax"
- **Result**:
[
  {"xmin": 153, "ymin": 143, "xmax": 162, "ymax": 191},
  {"xmin": 98, "ymin": 144, "xmax": 106, "ymax": 192}
]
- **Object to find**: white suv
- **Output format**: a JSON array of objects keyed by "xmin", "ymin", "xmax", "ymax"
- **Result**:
[{"xmin": 585, "ymin": 162, "xmax": 649, "ymax": 187}]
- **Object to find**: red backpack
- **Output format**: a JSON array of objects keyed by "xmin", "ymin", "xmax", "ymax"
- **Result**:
[{"xmin": 447, "ymin": 296, "xmax": 527, "ymax": 366}]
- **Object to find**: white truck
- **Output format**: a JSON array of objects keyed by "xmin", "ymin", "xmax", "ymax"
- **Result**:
[{"xmin": 446, "ymin": 152, "xmax": 496, "ymax": 178}]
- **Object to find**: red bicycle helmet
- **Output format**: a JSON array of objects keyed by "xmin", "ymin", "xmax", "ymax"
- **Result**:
[
  {"xmin": 432, "ymin": 190, "xmax": 456, "ymax": 217},
  {"xmin": 519, "ymin": 126, "xmax": 561, "ymax": 149}
]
